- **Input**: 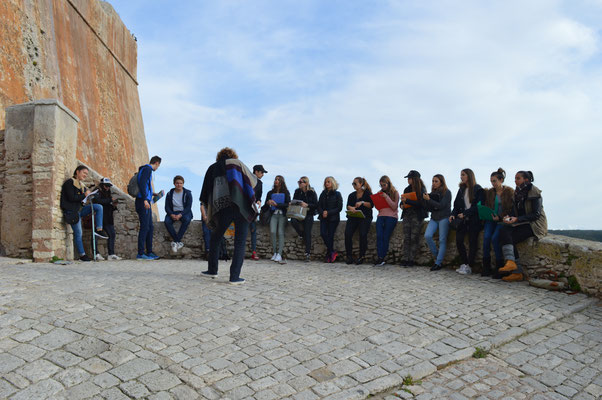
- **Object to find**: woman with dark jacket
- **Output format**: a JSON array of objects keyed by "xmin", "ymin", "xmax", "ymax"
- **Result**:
[
  {"xmin": 344, "ymin": 177, "xmax": 373, "ymax": 265},
  {"xmin": 290, "ymin": 176, "xmax": 318, "ymax": 262},
  {"xmin": 424, "ymin": 174, "xmax": 452, "ymax": 271},
  {"xmin": 265, "ymin": 175, "xmax": 291, "ymax": 264},
  {"xmin": 90, "ymin": 178, "xmax": 120, "ymax": 260},
  {"xmin": 400, "ymin": 170, "xmax": 428, "ymax": 267},
  {"xmin": 60, "ymin": 165, "xmax": 106, "ymax": 262},
  {"xmin": 481, "ymin": 168, "xmax": 514, "ymax": 277},
  {"xmin": 317, "ymin": 176, "xmax": 343, "ymax": 263},
  {"xmin": 498, "ymin": 171, "xmax": 547, "ymax": 282},
  {"xmin": 449, "ymin": 168, "xmax": 483, "ymax": 275}
]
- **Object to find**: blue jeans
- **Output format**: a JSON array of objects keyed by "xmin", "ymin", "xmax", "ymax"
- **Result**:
[
  {"xmin": 249, "ymin": 220, "xmax": 257, "ymax": 251},
  {"xmin": 483, "ymin": 220, "xmax": 502, "ymax": 261},
  {"xmin": 202, "ymin": 220, "xmax": 211, "ymax": 251},
  {"xmin": 375, "ymin": 216, "xmax": 397, "ymax": 259},
  {"xmin": 70, "ymin": 204, "xmax": 103, "ymax": 256},
  {"xmin": 135, "ymin": 198, "xmax": 154, "ymax": 255},
  {"xmin": 424, "ymin": 218, "xmax": 450, "ymax": 265},
  {"xmin": 164, "ymin": 212, "xmax": 192, "ymax": 242},
  {"xmin": 208, "ymin": 206, "xmax": 249, "ymax": 281}
]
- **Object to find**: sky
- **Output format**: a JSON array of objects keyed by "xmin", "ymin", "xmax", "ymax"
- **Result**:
[{"xmin": 108, "ymin": 0, "xmax": 602, "ymax": 229}]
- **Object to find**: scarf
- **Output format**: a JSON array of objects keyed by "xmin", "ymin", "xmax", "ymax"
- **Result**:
[{"xmin": 514, "ymin": 182, "xmax": 530, "ymax": 211}]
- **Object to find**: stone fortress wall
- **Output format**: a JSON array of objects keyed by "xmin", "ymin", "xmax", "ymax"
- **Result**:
[{"xmin": 0, "ymin": 1, "xmax": 600, "ymax": 298}]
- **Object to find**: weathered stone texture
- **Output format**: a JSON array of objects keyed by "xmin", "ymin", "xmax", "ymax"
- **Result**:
[{"xmin": 0, "ymin": 0, "xmax": 148, "ymax": 190}]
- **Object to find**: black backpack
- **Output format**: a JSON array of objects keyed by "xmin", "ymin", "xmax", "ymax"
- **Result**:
[{"xmin": 127, "ymin": 172, "xmax": 139, "ymax": 197}]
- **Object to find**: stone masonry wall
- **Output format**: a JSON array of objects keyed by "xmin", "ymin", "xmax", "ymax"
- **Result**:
[{"xmin": 103, "ymin": 217, "xmax": 601, "ymax": 298}]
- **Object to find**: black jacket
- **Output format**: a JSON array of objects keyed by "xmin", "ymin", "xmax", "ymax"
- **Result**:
[
  {"xmin": 293, "ymin": 188, "xmax": 318, "ymax": 217},
  {"xmin": 254, "ymin": 179, "xmax": 263, "ymax": 204},
  {"xmin": 90, "ymin": 185, "xmax": 117, "ymax": 226},
  {"xmin": 451, "ymin": 185, "xmax": 484, "ymax": 220},
  {"xmin": 425, "ymin": 189, "xmax": 452, "ymax": 221},
  {"xmin": 401, "ymin": 185, "xmax": 428, "ymax": 220},
  {"xmin": 346, "ymin": 191, "xmax": 373, "ymax": 220},
  {"xmin": 265, "ymin": 189, "xmax": 290, "ymax": 214},
  {"xmin": 165, "ymin": 188, "xmax": 193, "ymax": 219},
  {"xmin": 317, "ymin": 190, "xmax": 343, "ymax": 222},
  {"xmin": 60, "ymin": 179, "xmax": 85, "ymax": 212}
]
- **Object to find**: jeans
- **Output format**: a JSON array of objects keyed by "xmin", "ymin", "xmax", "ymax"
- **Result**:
[
  {"xmin": 270, "ymin": 213, "xmax": 287, "ymax": 254},
  {"xmin": 208, "ymin": 206, "xmax": 249, "ymax": 281},
  {"xmin": 164, "ymin": 212, "xmax": 192, "ymax": 242},
  {"xmin": 249, "ymin": 220, "xmax": 257, "ymax": 251},
  {"xmin": 375, "ymin": 216, "xmax": 397, "ymax": 259},
  {"xmin": 424, "ymin": 218, "xmax": 450, "ymax": 266},
  {"xmin": 455, "ymin": 218, "xmax": 481, "ymax": 267},
  {"xmin": 70, "ymin": 203, "xmax": 103, "ymax": 257},
  {"xmin": 345, "ymin": 217, "xmax": 371, "ymax": 258},
  {"xmin": 320, "ymin": 219, "xmax": 339, "ymax": 254},
  {"xmin": 291, "ymin": 216, "xmax": 314, "ymax": 254},
  {"xmin": 202, "ymin": 220, "xmax": 211, "ymax": 252},
  {"xmin": 135, "ymin": 198, "xmax": 154, "ymax": 255},
  {"xmin": 483, "ymin": 220, "xmax": 502, "ymax": 261}
]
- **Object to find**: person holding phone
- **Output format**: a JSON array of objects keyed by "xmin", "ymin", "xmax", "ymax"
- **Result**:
[
  {"xmin": 374, "ymin": 175, "xmax": 400, "ymax": 266},
  {"xmin": 423, "ymin": 174, "xmax": 452, "ymax": 271},
  {"xmin": 497, "ymin": 171, "xmax": 547, "ymax": 282},
  {"xmin": 345, "ymin": 177, "xmax": 373, "ymax": 265},
  {"xmin": 317, "ymin": 176, "xmax": 343, "ymax": 263},
  {"xmin": 400, "ymin": 170, "xmax": 427, "ymax": 267},
  {"xmin": 265, "ymin": 175, "xmax": 290, "ymax": 264},
  {"xmin": 449, "ymin": 168, "xmax": 483, "ymax": 275},
  {"xmin": 290, "ymin": 176, "xmax": 318, "ymax": 262}
]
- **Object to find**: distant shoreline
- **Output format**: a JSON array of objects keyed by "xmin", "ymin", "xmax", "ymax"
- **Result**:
[{"xmin": 549, "ymin": 230, "xmax": 602, "ymax": 243}]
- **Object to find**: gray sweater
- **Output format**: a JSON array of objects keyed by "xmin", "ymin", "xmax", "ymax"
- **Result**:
[{"xmin": 426, "ymin": 189, "xmax": 452, "ymax": 221}]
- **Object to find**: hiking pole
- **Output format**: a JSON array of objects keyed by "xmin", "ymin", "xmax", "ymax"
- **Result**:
[{"xmin": 90, "ymin": 195, "xmax": 97, "ymax": 262}]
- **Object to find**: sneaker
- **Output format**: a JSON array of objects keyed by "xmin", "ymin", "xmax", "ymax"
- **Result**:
[
  {"xmin": 147, "ymin": 253, "xmax": 160, "ymax": 260},
  {"xmin": 305, "ymin": 253, "xmax": 310, "ymax": 262},
  {"xmin": 177, "ymin": 242, "xmax": 184, "ymax": 250},
  {"xmin": 374, "ymin": 258, "xmax": 385, "ymax": 267},
  {"xmin": 251, "ymin": 251, "xmax": 259, "ymax": 260},
  {"xmin": 356, "ymin": 257, "xmax": 364, "ymax": 265},
  {"xmin": 107, "ymin": 254, "xmax": 122, "ymax": 260},
  {"xmin": 94, "ymin": 231, "xmax": 109, "ymax": 240},
  {"xmin": 330, "ymin": 252, "xmax": 338, "ymax": 263},
  {"xmin": 278, "ymin": 256, "xmax": 287, "ymax": 265},
  {"xmin": 271, "ymin": 253, "xmax": 277, "ymax": 261},
  {"xmin": 171, "ymin": 242, "xmax": 178, "ymax": 253},
  {"xmin": 229, "ymin": 278, "xmax": 245, "ymax": 285},
  {"xmin": 136, "ymin": 254, "xmax": 152, "ymax": 261},
  {"xmin": 346, "ymin": 256, "xmax": 354, "ymax": 265},
  {"xmin": 200, "ymin": 270, "xmax": 217, "ymax": 279},
  {"xmin": 95, "ymin": 253, "xmax": 105, "ymax": 261},
  {"xmin": 80, "ymin": 254, "xmax": 92, "ymax": 262},
  {"xmin": 274, "ymin": 253, "xmax": 282, "ymax": 263},
  {"xmin": 456, "ymin": 264, "xmax": 468, "ymax": 274},
  {"xmin": 430, "ymin": 264, "xmax": 443, "ymax": 271}
]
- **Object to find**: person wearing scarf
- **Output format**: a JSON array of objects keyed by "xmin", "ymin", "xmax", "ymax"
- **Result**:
[
  {"xmin": 199, "ymin": 147, "xmax": 257, "ymax": 284},
  {"xmin": 497, "ymin": 171, "xmax": 548, "ymax": 282}
]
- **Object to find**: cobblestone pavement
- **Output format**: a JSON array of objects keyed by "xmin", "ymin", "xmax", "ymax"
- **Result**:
[{"xmin": 0, "ymin": 258, "xmax": 597, "ymax": 399}]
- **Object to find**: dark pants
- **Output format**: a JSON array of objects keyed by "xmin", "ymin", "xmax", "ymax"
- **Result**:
[
  {"xmin": 201, "ymin": 220, "xmax": 211, "ymax": 251},
  {"xmin": 164, "ymin": 212, "xmax": 192, "ymax": 242},
  {"xmin": 499, "ymin": 223, "xmax": 534, "ymax": 260},
  {"xmin": 291, "ymin": 216, "xmax": 314, "ymax": 254},
  {"xmin": 345, "ymin": 217, "xmax": 371, "ymax": 258},
  {"xmin": 320, "ymin": 219, "xmax": 339, "ymax": 254},
  {"xmin": 94, "ymin": 224, "xmax": 116, "ymax": 255},
  {"xmin": 208, "ymin": 206, "xmax": 249, "ymax": 282},
  {"xmin": 249, "ymin": 220, "xmax": 257, "ymax": 251},
  {"xmin": 455, "ymin": 218, "xmax": 481, "ymax": 267},
  {"xmin": 376, "ymin": 216, "xmax": 397, "ymax": 259},
  {"xmin": 402, "ymin": 211, "xmax": 423, "ymax": 262},
  {"xmin": 135, "ymin": 198, "xmax": 153, "ymax": 255}
]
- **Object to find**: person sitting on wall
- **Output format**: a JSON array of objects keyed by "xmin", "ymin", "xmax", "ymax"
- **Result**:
[
  {"xmin": 164, "ymin": 175, "xmax": 193, "ymax": 253},
  {"xmin": 60, "ymin": 165, "xmax": 107, "ymax": 262},
  {"xmin": 90, "ymin": 177, "xmax": 121, "ymax": 260}
]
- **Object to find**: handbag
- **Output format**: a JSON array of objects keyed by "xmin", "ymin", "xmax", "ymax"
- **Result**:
[
  {"xmin": 63, "ymin": 209, "xmax": 80, "ymax": 225},
  {"xmin": 259, "ymin": 204, "xmax": 271, "ymax": 226},
  {"xmin": 450, "ymin": 216, "xmax": 465, "ymax": 230},
  {"xmin": 286, "ymin": 204, "xmax": 308, "ymax": 221}
]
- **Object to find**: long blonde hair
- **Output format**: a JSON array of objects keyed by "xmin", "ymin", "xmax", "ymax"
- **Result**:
[
  {"xmin": 379, "ymin": 175, "xmax": 398, "ymax": 198},
  {"xmin": 300, "ymin": 176, "xmax": 314, "ymax": 192},
  {"xmin": 323, "ymin": 176, "xmax": 339, "ymax": 191}
]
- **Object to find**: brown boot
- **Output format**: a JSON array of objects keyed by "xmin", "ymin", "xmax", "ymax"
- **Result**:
[
  {"xmin": 499, "ymin": 260, "xmax": 517, "ymax": 272},
  {"xmin": 502, "ymin": 273, "xmax": 523, "ymax": 282}
]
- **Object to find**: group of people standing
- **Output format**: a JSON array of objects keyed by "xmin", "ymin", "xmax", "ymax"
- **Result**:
[{"xmin": 61, "ymin": 147, "xmax": 547, "ymax": 285}]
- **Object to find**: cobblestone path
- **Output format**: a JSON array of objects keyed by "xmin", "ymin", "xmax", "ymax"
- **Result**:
[{"xmin": 0, "ymin": 258, "xmax": 597, "ymax": 399}]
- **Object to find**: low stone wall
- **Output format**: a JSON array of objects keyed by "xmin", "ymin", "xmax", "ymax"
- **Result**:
[{"xmin": 99, "ymin": 216, "xmax": 601, "ymax": 298}]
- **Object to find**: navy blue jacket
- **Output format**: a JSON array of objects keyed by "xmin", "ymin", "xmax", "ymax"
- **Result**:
[
  {"xmin": 137, "ymin": 164, "xmax": 154, "ymax": 202},
  {"xmin": 165, "ymin": 188, "xmax": 193, "ymax": 219}
]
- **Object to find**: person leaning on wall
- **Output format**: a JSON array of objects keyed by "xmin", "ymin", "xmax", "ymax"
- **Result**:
[
  {"xmin": 164, "ymin": 175, "xmax": 193, "ymax": 253},
  {"xmin": 290, "ymin": 176, "xmax": 318, "ymax": 262},
  {"xmin": 317, "ymin": 176, "xmax": 343, "ymax": 263},
  {"xmin": 265, "ymin": 175, "xmax": 291, "ymax": 264},
  {"xmin": 344, "ymin": 177, "xmax": 373, "ymax": 265},
  {"xmin": 90, "ymin": 177, "xmax": 121, "ymax": 261}
]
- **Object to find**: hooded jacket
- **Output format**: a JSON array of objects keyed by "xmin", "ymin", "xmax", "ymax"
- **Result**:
[{"xmin": 165, "ymin": 188, "xmax": 193, "ymax": 219}]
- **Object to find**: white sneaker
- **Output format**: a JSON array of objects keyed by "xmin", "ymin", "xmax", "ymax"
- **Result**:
[
  {"xmin": 456, "ymin": 264, "xmax": 467, "ymax": 274},
  {"xmin": 278, "ymin": 256, "xmax": 287, "ymax": 264},
  {"xmin": 95, "ymin": 254, "xmax": 105, "ymax": 261},
  {"xmin": 271, "ymin": 253, "xmax": 277, "ymax": 261},
  {"xmin": 177, "ymin": 242, "xmax": 184, "ymax": 250},
  {"xmin": 171, "ymin": 242, "xmax": 178, "ymax": 253},
  {"xmin": 464, "ymin": 265, "xmax": 472, "ymax": 274},
  {"xmin": 107, "ymin": 254, "xmax": 122, "ymax": 260},
  {"xmin": 274, "ymin": 253, "xmax": 282, "ymax": 263}
]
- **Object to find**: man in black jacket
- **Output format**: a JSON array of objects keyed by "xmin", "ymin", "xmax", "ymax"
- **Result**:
[{"xmin": 249, "ymin": 164, "xmax": 267, "ymax": 260}]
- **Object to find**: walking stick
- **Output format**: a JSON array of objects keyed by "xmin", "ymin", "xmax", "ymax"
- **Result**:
[{"xmin": 90, "ymin": 195, "xmax": 97, "ymax": 261}]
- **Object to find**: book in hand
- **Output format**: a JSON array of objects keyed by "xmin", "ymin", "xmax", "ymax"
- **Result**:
[
  {"xmin": 370, "ymin": 193, "xmax": 390, "ymax": 210},
  {"xmin": 477, "ymin": 202, "xmax": 496, "ymax": 221},
  {"xmin": 270, "ymin": 193, "xmax": 285, "ymax": 211},
  {"xmin": 152, "ymin": 190, "xmax": 164, "ymax": 204},
  {"xmin": 82, "ymin": 189, "xmax": 99, "ymax": 204},
  {"xmin": 401, "ymin": 191, "xmax": 417, "ymax": 209},
  {"xmin": 346, "ymin": 209, "xmax": 365, "ymax": 218}
]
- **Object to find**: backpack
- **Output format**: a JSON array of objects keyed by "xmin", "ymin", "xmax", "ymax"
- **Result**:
[{"xmin": 127, "ymin": 172, "xmax": 139, "ymax": 197}]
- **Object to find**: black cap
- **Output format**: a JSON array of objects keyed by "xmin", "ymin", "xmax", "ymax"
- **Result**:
[
  {"xmin": 253, "ymin": 165, "xmax": 268, "ymax": 173},
  {"xmin": 404, "ymin": 170, "xmax": 420, "ymax": 179}
]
